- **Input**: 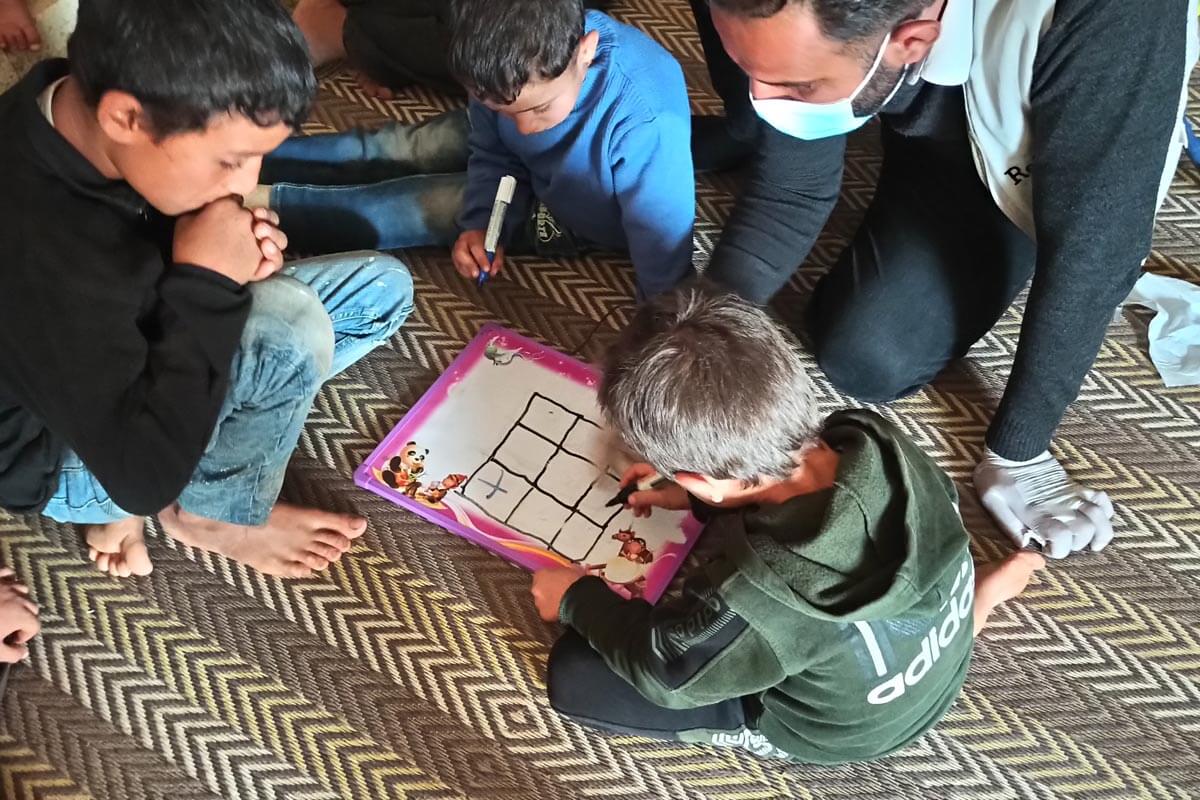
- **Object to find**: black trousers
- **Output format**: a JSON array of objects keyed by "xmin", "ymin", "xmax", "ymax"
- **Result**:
[
  {"xmin": 341, "ymin": 0, "xmax": 462, "ymax": 95},
  {"xmin": 547, "ymin": 631, "xmax": 747, "ymax": 739},
  {"xmin": 808, "ymin": 115, "xmax": 1037, "ymax": 403},
  {"xmin": 341, "ymin": 0, "xmax": 612, "ymax": 95}
]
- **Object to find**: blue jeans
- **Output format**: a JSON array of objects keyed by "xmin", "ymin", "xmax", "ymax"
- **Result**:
[
  {"xmin": 41, "ymin": 251, "xmax": 414, "ymax": 527},
  {"xmin": 263, "ymin": 110, "xmax": 470, "ymax": 254}
]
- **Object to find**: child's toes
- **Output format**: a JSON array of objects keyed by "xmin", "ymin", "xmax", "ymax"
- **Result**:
[
  {"xmin": 308, "ymin": 542, "xmax": 342, "ymax": 563},
  {"xmin": 316, "ymin": 532, "xmax": 352, "ymax": 552}
]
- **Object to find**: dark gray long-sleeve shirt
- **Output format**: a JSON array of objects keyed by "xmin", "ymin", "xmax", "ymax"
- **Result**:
[{"xmin": 704, "ymin": 0, "xmax": 1191, "ymax": 460}]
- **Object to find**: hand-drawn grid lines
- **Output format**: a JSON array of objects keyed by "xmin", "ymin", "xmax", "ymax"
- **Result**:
[{"xmin": 461, "ymin": 393, "xmax": 623, "ymax": 560}]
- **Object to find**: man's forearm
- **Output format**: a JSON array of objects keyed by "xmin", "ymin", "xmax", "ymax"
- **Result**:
[{"xmin": 705, "ymin": 126, "xmax": 845, "ymax": 304}]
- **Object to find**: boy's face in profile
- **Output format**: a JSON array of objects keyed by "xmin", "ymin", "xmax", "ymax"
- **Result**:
[
  {"xmin": 106, "ymin": 103, "xmax": 291, "ymax": 216},
  {"xmin": 480, "ymin": 30, "xmax": 600, "ymax": 136}
]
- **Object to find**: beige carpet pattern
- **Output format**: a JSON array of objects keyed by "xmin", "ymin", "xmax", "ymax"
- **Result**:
[{"xmin": 2, "ymin": 2, "xmax": 1200, "ymax": 798}]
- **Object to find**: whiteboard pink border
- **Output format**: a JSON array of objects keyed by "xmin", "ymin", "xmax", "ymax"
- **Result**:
[{"xmin": 354, "ymin": 323, "xmax": 702, "ymax": 603}]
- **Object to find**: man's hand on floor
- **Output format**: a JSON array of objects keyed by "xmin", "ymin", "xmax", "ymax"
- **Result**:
[{"xmin": 974, "ymin": 448, "xmax": 1116, "ymax": 559}]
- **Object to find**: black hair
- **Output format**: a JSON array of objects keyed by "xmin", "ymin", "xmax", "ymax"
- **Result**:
[
  {"xmin": 599, "ymin": 282, "xmax": 823, "ymax": 483},
  {"xmin": 710, "ymin": 0, "xmax": 933, "ymax": 45},
  {"xmin": 446, "ymin": 0, "xmax": 585, "ymax": 105},
  {"xmin": 68, "ymin": 0, "xmax": 316, "ymax": 137}
]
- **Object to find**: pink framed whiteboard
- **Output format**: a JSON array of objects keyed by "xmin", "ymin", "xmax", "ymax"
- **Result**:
[{"xmin": 355, "ymin": 324, "xmax": 702, "ymax": 603}]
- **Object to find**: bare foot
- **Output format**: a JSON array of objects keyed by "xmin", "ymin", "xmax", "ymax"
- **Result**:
[
  {"xmin": 0, "ymin": 0, "xmax": 40, "ymax": 52},
  {"xmin": 159, "ymin": 503, "xmax": 365, "ymax": 578},
  {"xmin": 973, "ymin": 550, "xmax": 1045, "ymax": 635},
  {"xmin": 86, "ymin": 517, "xmax": 154, "ymax": 578},
  {"xmin": 352, "ymin": 70, "xmax": 396, "ymax": 101},
  {"xmin": 293, "ymin": 0, "xmax": 347, "ymax": 66}
]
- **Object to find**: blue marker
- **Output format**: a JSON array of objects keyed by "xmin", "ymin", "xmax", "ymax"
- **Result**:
[{"xmin": 479, "ymin": 175, "xmax": 517, "ymax": 287}]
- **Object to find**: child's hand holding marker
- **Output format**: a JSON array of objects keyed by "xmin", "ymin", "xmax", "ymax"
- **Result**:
[
  {"xmin": 452, "ymin": 174, "xmax": 517, "ymax": 286},
  {"xmin": 610, "ymin": 463, "xmax": 689, "ymax": 517},
  {"xmin": 452, "ymin": 229, "xmax": 505, "ymax": 281}
]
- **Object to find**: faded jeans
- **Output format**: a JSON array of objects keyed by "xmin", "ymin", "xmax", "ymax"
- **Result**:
[
  {"xmin": 262, "ymin": 109, "xmax": 471, "ymax": 254},
  {"xmin": 41, "ymin": 251, "xmax": 415, "ymax": 527}
]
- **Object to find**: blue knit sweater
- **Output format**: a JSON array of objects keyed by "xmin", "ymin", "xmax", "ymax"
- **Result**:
[{"xmin": 458, "ymin": 11, "xmax": 695, "ymax": 296}]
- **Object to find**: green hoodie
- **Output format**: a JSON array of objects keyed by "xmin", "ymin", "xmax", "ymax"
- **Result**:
[{"xmin": 559, "ymin": 409, "xmax": 974, "ymax": 763}]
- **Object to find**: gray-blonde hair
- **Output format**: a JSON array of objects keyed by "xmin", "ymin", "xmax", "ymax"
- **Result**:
[{"xmin": 599, "ymin": 283, "xmax": 823, "ymax": 483}]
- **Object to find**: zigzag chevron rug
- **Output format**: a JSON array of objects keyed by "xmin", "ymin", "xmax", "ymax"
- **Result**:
[{"xmin": 3, "ymin": 2, "xmax": 1200, "ymax": 798}]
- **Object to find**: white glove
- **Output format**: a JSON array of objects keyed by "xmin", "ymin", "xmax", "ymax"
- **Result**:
[{"xmin": 973, "ymin": 448, "xmax": 1116, "ymax": 559}]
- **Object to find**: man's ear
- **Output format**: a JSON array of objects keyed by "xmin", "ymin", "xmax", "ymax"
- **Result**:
[
  {"xmin": 889, "ymin": 16, "xmax": 941, "ymax": 67},
  {"xmin": 95, "ymin": 90, "xmax": 153, "ymax": 145}
]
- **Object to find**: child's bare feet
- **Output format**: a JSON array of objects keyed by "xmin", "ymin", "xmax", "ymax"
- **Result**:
[
  {"xmin": 0, "ymin": 0, "xmax": 39, "ymax": 52},
  {"xmin": 973, "ymin": 550, "xmax": 1045, "ymax": 635},
  {"xmin": 0, "ymin": 567, "xmax": 39, "ymax": 662},
  {"xmin": 159, "ymin": 503, "xmax": 365, "ymax": 579},
  {"xmin": 293, "ymin": 0, "xmax": 347, "ymax": 66},
  {"xmin": 86, "ymin": 517, "xmax": 154, "ymax": 578},
  {"xmin": 352, "ymin": 70, "xmax": 396, "ymax": 100}
]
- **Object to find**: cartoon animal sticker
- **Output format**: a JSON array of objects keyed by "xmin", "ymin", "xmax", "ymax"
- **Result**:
[
  {"xmin": 376, "ymin": 441, "xmax": 428, "ymax": 497},
  {"xmin": 586, "ymin": 528, "xmax": 655, "ymax": 598},
  {"xmin": 484, "ymin": 336, "xmax": 523, "ymax": 367},
  {"xmin": 416, "ymin": 473, "xmax": 468, "ymax": 507}
]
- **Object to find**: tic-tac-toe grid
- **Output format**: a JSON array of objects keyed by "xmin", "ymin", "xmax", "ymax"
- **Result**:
[{"xmin": 461, "ymin": 393, "xmax": 623, "ymax": 561}]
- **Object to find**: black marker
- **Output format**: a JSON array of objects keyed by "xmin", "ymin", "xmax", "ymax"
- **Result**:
[{"xmin": 606, "ymin": 471, "xmax": 667, "ymax": 508}]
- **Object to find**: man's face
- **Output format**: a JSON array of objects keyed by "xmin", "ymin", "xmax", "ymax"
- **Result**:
[
  {"xmin": 111, "ymin": 111, "xmax": 291, "ymax": 216},
  {"xmin": 481, "ymin": 30, "xmax": 599, "ymax": 136},
  {"xmin": 710, "ymin": 2, "xmax": 931, "ymax": 113}
]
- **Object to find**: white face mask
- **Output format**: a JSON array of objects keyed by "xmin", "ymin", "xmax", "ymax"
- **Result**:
[{"xmin": 750, "ymin": 32, "xmax": 904, "ymax": 141}]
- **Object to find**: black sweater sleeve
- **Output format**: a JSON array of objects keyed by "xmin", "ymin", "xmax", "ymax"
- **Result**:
[
  {"xmin": 986, "ymin": 0, "xmax": 1192, "ymax": 459},
  {"xmin": 705, "ymin": 124, "xmax": 847, "ymax": 304},
  {"xmin": 2, "ymin": 242, "xmax": 251, "ymax": 515}
]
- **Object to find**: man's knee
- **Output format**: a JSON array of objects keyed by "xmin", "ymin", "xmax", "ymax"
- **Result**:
[
  {"xmin": 810, "ymin": 317, "xmax": 934, "ymax": 404},
  {"xmin": 243, "ymin": 277, "xmax": 335, "ymax": 390}
]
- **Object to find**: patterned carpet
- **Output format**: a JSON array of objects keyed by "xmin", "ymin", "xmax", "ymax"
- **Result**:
[{"xmin": 4, "ymin": 2, "xmax": 1200, "ymax": 798}]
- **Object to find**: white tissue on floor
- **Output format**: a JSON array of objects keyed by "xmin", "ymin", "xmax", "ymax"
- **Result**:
[{"xmin": 1124, "ymin": 271, "xmax": 1200, "ymax": 388}]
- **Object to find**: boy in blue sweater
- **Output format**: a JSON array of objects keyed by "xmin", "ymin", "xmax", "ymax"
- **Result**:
[{"xmin": 256, "ymin": 0, "xmax": 696, "ymax": 298}]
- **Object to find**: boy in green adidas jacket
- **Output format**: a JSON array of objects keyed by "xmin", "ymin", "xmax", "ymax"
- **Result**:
[{"xmin": 531, "ymin": 284, "xmax": 1044, "ymax": 763}]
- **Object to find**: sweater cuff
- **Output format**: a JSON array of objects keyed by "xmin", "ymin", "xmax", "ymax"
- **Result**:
[
  {"xmin": 558, "ymin": 575, "xmax": 624, "ymax": 628},
  {"xmin": 985, "ymin": 414, "xmax": 1054, "ymax": 463}
]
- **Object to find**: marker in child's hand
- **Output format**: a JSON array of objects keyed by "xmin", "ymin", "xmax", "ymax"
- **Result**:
[
  {"xmin": 606, "ymin": 471, "xmax": 667, "ymax": 508},
  {"xmin": 478, "ymin": 252, "xmax": 495, "ymax": 287},
  {"xmin": 480, "ymin": 175, "xmax": 517, "ymax": 287}
]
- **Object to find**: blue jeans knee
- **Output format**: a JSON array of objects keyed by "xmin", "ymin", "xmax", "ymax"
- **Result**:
[{"xmin": 237, "ymin": 276, "xmax": 335, "ymax": 403}]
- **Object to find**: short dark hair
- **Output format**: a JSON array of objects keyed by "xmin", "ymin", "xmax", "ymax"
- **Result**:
[
  {"xmin": 69, "ymin": 0, "xmax": 316, "ymax": 138},
  {"xmin": 599, "ymin": 283, "xmax": 824, "ymax": 483},
  {"xmin": 447, "ymin": 0, "xmax": 585, "ymax": 105},
  {"xmin": 711, "ymin": 0, "xmax": 933, "ymax": 45}
]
